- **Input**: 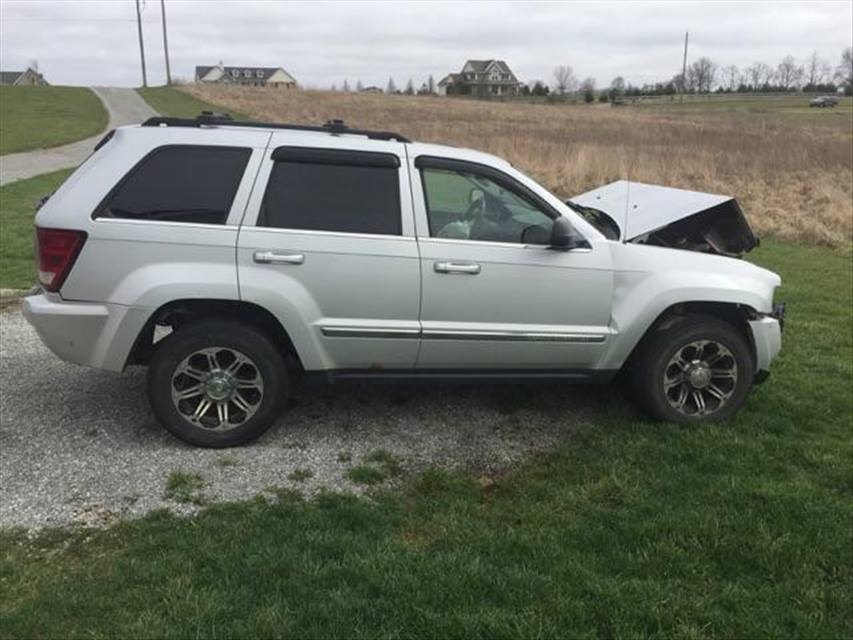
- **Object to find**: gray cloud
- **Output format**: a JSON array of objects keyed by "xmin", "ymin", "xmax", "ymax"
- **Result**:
[{"xmin": 1, "ymin": 0, "xmax": 851, "ymax": 88}]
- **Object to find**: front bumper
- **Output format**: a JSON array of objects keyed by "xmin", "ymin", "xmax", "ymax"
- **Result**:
[
  {"xmin": 22, "ymin": 292, "xmax": 145, "ymax": 372},
  {"xmin": 748, "ymin": 315, "xmax": 782, "ymax": 377}
]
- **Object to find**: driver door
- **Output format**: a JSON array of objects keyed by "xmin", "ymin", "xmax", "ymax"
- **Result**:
[{"xmin": 410, "ymin": 153, "xmax": 614, "ymax": 371}]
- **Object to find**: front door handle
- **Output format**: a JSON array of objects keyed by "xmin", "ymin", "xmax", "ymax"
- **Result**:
[
  {"xmin": 434, "ymin": 261, "xmax": 481, "ymax": 275},
  {"xmin": 253, "ymin": 250, "xmax": 305, "ymax": 265}
]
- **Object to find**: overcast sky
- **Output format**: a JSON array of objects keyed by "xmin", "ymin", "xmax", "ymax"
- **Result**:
[{"xmin": 1, "ymin": 0, "xmax": 851, "ymax": 88}]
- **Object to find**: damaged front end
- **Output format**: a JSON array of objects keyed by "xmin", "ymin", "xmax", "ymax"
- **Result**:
[{"xmin": 568, "ymin": 180, "xmax": 759, "ymax": 256}]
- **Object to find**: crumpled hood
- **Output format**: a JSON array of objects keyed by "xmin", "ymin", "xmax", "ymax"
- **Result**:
[{"xmin": 570, "ymin": 180, "xmax": 759, "ymax": 255}]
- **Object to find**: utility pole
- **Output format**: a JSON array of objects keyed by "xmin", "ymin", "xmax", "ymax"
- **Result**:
[
  {"xmin": 680, "ymin": 31, "xmax": 689, "ymax": 104},
  {"xmin": 160, "ymin": 0, "xmax": 171, "ymax": 85},
  {"xmin": 135, "ymin": 0, "xmax": 148, "ymax": 87}
]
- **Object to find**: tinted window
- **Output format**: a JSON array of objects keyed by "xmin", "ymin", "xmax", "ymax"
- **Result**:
[
  {"xmin": 98, "ymin": 146, "xmax": 251, "ymax": 224},
  {"xmin": 259, "ymin": 153, "xmax": 401, "ymax": 235},
  {"xmin": 421, "ymin": 167, "xmax": 552, "ymax": 244}
]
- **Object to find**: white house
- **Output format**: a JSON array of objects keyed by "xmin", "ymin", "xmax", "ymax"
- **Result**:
[{"xmin": 195, "ymin": 64, "xmax": 297, "ymax": 88}]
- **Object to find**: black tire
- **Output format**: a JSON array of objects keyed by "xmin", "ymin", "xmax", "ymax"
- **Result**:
[
  {"xmin": 147, "ymin": 320, "xmax": 288, "ymax": 447},
  {"xmin": 626, "ymin": 314, "xmax": 754, "ymax": 423}
]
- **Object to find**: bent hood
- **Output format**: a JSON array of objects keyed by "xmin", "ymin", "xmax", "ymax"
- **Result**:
[{"xmin": 570, "ymin": 180, "xmax": 758, "ymax": 255}]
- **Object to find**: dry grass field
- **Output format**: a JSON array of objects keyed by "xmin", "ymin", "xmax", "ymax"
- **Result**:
[{"xmin": 183, "ymin": 85, "xmax": 852, "ymax": 247}]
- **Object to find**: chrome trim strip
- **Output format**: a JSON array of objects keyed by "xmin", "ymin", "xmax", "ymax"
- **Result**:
[
  {"xmin": 422, "ymin": 329, "xmax": 606, "ymax": 343},
  {"xmin": 321, "ymin": 326, "xmax": 606, "ymax": 343},
  {"xmin": 321, "ymin": 327, "xmax": 421, "ymax": 339}
]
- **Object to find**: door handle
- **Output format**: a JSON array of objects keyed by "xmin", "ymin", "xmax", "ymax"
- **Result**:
[
  {"xmin": 253, "ymin": 250, "xmax": 305, "ymax": 265},
  {"xmin": 434, "ymin": 261, "xmax": 481, "ymax": 275}
]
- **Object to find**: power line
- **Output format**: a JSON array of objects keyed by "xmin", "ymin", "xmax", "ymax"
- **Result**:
[{"xmin": 135, "ymin": 0, "xmax": 147, "ymax": 87}]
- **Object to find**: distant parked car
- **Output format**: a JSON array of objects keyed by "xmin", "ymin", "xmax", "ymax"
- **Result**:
[{"xmin": 809, "ymin": 95, "xmax": 840, "ymax": 108}]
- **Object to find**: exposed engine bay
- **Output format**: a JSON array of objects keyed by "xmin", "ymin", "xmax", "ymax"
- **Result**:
[{"xmin": 568, "ymin": 180, "xmax": 759, "ymax": 256}]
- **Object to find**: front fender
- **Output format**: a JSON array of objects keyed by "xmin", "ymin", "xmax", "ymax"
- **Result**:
[{"xmin": 599, "ymin": 243, "xmax": 781, "ymax": 370}]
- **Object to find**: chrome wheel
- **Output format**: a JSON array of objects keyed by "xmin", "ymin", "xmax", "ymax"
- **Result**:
[
  {"xmin": 170, "ymin": 347, "xmax": 264, "ymax": 430},
  {"xmin": 663, "ymin": 339, "xmax": 738, "ymax": 417}
]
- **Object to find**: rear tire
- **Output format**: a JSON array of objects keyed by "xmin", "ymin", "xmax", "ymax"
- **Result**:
[
  {"xmin": 627, "ymin": 314, "xmax": 754, "ymax": 423},
  {"xmin": 147, "ymin": 320, "xmax": 288, "ymax": 447}
]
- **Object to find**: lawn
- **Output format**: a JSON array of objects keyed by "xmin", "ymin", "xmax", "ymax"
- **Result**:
[
  {"xmin": 0, "ymin": 86, "xmax": 107, "ymax": 155},
  {"xmin": 137, "ymin": 85, "xmax": 248, "ymax": 120},
  {"xmin": 1, "ymin": 238, "xmax": 850, "ymax": 638},
  {"xmin": 0, "ymin": 168, "xmax": 73, "ymax": 289}
]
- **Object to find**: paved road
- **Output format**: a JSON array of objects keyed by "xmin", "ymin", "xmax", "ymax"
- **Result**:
[
  {"xmin": 0, "ymin": 308, "xmax": 601, "ymax": 529},
  {"xmin": 0, "ymin": 87, "xmax": 158, "ymax": 186}
]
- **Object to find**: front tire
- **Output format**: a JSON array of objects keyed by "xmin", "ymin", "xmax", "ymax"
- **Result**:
[
  {"xmin": 147, "ymin": 320, "xmax": 288, "ymax": 447},
  {"xmin": 627, "ymin": 315, "xmax": 754, "ymax": 423}
]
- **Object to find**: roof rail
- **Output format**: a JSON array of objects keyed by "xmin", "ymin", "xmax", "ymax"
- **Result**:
[{"xmin": 141, "ymin": 112, "xmax": 410, "ymax": 143}]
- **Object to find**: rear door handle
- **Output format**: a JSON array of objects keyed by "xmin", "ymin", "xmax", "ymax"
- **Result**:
[
  {"xmin": 253, "ymin": 251, "xmax": 305, "ymax": 265},
  {"xmin": 434, "ymin": 261, "xmax": 481, "ymax": 275}
]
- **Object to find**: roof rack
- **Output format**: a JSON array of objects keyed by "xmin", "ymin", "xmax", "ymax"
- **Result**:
[{"xmin": 141, "ymin": 112, "xmax": 410, "ymax": 143}]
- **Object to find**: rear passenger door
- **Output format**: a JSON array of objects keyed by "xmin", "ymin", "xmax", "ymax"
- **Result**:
[{"xmin": 237, "ymin": 136, "xmax": 420, "ymax": 372}]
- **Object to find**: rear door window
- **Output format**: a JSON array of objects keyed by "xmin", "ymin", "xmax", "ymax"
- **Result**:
[
  {"xmin": 258, "ymin": 147, "xmax": 401, "ymax": 235},
  {"xmin": 97, "ymin": 145, "xmax": 251, "ymax": 224}
]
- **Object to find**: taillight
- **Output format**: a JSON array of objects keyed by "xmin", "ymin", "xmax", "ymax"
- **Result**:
[{"xmin": 35, "ymin": 227, "xmax": 87, "ymax": 292}]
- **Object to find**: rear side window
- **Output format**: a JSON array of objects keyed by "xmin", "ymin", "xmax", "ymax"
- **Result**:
[
  {"xmin": 258, "ymin": 147, "xmax": 401, "ymax": 235},
  {"xmin": 96, "ymin": 145, "xmax": 251, "ymax": 224}
]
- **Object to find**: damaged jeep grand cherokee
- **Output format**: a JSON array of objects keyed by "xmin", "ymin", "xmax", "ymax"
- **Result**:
[{"xmin": 24, "ymin": 114, "xmax": 785, "ymax": 447}]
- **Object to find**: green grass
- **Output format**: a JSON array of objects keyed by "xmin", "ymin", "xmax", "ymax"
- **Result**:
[
  {"xmin": 346, "ymin": 464, "xmax": 387, "ymax": 485},
  {"xmin": 137, "ymin": 85, "xmax": 248, "ymax": 120},
  {"xmin": 0, "ymin": 242, "xmax": 850, "ymax": 638},
  {"xmin": 163, "ymin": 471, "xmax": 206, "ymax": 505},
  {"xmin": 0, "ymin": 86, "xmax": 107, "ymax": 155},
  {"xmin": 0, "ymin": 168, "xmax": 73, "ymax": 289}
]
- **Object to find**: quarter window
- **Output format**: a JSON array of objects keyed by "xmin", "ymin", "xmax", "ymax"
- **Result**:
[
  {"xmin": 97, "ymin": 146, "xmax": 250, "ymax": 224},
  {"xmin": 258, "ymin": 148, "xmax": 401, "ymax": 235},
  {"xmin": 420, "ymin": 165, "xmax": 553, "ymax": 244}
]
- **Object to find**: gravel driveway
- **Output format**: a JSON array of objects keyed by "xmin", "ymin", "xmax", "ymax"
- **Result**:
[
  {"xmin": 0, "ymin": 307, "xmax": 606, "ymax": 529},
  {"xmin": 0, "ymin": 87, "xmax": 158, "ymax": 186}
]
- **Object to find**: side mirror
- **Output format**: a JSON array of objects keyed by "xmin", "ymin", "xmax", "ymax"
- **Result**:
[{"xmin": 549, "ymin": 216, "xmax": 584, "ymax": 250}]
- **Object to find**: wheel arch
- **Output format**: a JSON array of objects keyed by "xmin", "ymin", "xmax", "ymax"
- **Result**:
[
  {"xmin": 126, "ymin": 298, "xmax": 306, "ymax": 371},
  {"xmin": 620, "ymin": 300, "xmax": 759, "ymax": 373}
]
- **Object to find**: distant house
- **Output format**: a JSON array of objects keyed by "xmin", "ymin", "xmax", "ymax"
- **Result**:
[
  {"xmin": 194, "ymin": 64, "xmax": 296, "ymax": 88},
  {"xmin": 437, "ymin": 60, "xmax": 521, "ymax": 97},
  {"xmin": 0, "ymin": 67, "xmax": 48, "ymax": 86},
  {"xmin": 360, "ymin": 86, "xmax": 383, "ymax": 93}
]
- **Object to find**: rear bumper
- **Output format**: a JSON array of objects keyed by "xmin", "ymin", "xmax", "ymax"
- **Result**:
[
  {"xmin": 748, "ymin": 316, "xmax": 782, "ymax": 376},
  {"xmin": 22, "ymin": 292, "xmax": 146, "ymax": 372}
]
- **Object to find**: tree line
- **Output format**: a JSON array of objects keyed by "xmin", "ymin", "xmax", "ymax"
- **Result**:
[{"xmin": 545, "ymin": 48, "xmax": 852, "ymax": 100}]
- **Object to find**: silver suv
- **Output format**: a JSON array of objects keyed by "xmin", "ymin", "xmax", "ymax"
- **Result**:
[{"xmin": 24, "ymin": 114, "xmax": 784, "ymax": 447}]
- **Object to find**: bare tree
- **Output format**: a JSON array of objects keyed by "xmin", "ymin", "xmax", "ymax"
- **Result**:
[
  {"xmin": 553, "ymin": 65, "xmax": 577, "ymax": 95},
  {"xmin": 744, "ymin": 62, "xmax": 774, "ymax": 89},
  {"xmin": 776, "ymin": 55, "xmax": 804, "ymax": 90},
  {"xmin": 687, "ymin": 57, "xmax": 717, "ymax": 93},
  {"xmin": 804, "ymin": 51, "xmax": 829, "ymax": 88},
  {"xmin": 427, "ymin": 74, "xmax": 436, "ymax": 93},
  {"xmin": 836, "ymin": 47, "xmax": 853, "ymax": 92},
  {"xmin": 330, "ymin": 83, "xmax": 337, "ymax": 92},
  {"xmin": 356, "ymin": 79, "xmax": 364, "ymax": 91},
  {"xmin": 342, "ymin": 79, "xmax": 350, "ymax": 92},
  {"xmin": 386, "ymin": 77, "xmax": 397, "ymax": 94},
  {"xmin": 610, "ymin": 76, "xmax": 626, "ymax": 97},
  {"xmin": 721, "ymin": 65, "xmax": 740, "ymax": 91},
  {"xmin": 404, "ymin": 78, "xmax": 414, "ymax": 95}
]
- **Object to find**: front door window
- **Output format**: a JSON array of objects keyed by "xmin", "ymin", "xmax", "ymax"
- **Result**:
[{"xmin": 420, "ymin": 167, "xmax": 553, "ymax": 244}]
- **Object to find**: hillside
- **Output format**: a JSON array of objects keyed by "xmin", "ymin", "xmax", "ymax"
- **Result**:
[{"xmin": 0, "ymin": 86, "xmax": 107, "ymax": 155}]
